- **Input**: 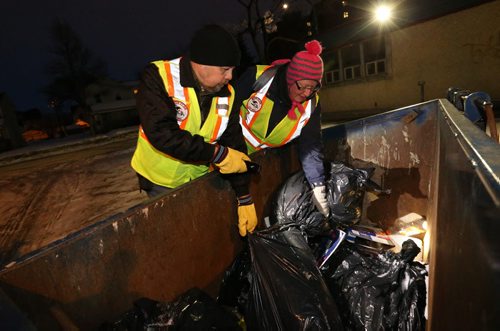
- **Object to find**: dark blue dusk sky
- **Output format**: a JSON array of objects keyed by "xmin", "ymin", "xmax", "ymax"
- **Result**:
[{"xmin": 0, "ymin": 0, "xmax": 286, "ymax": 112}]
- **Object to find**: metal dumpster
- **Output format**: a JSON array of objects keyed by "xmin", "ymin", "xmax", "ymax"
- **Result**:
[{"xmin": 0, "ymin": 99, "xmax": 498, "ymax": 330}]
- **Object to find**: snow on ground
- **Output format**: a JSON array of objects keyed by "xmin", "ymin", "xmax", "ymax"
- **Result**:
[{"xmin": 0, "ymin": 133, "xmax": 146, "ymax": 265}]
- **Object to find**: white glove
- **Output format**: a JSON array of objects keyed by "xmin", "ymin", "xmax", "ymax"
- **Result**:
[{"xmin": 312, "ymin": 185, "xmax": 329, "ymax": 217}]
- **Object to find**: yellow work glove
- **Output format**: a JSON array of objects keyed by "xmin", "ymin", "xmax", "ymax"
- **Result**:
[
  {"xmin": 237, "ymin": 195, "xmax": 257, "ymax": 236},
  {"xmin": 212, "ymin": 145, "xmax": 250, "ymax": 174}
]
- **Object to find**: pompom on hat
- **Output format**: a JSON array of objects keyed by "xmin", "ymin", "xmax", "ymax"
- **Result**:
[{"xmin": 285, "ymin": 40, "xmax": 324, "ymax": 86}]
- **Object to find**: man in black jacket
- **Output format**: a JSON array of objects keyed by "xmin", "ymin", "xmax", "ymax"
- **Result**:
[{"xmin": 131, "ymin": 25, "xmax": 257, "ymax": 236}]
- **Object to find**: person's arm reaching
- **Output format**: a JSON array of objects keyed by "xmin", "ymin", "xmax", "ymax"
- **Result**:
[
  {"xmin": 298, "ymin": 101, "xmax": 329, "ymax": 217},
  {"xmin": 219, "ymin": 66, "xmax": 260, "ymax": 235}
]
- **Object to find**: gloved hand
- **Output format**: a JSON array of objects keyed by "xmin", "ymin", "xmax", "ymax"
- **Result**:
[
  {"xmin": 212, "ymin": 145, "xmax": 250, "ymax": 174},
  {"xmin": 237, "ymin": 195, "xmax": 257, "ymax": 236},
  {"xmin": 312, "ymin": 185, "xmax": 329, "ymax": 217}
]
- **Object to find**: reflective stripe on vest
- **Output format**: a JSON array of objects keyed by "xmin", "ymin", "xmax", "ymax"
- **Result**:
[
  {"xmin": 240, "ymin": 65, "xmax": 315, "ymax": 154},
  {"xmin": 131, "ymin": 58, "xmax": 234, "ymax": 188}
]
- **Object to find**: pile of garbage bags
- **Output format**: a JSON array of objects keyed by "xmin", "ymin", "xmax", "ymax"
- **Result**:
[
  {"xmin": 103, "ymin": 162, "xmax": 427, "ymax": 330},
  {"xmin": 221, "ymin": 228, "xmax": 344, "ymax": 330},
  {"xmin": 99, "ymin": 288, "xmax": 242, "ymax": 330},
  {"xmin": 323, "ymin": 240, "xmax": 427, "ymax": 330}
]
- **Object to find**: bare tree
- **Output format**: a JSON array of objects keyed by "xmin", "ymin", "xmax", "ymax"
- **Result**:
[
  {"xmin": 43, "ymin": 18, "xmax": 107, "ymax": 135},
  {"xmin": 235, "ymin": 0, "xmax": 318, "ymax": 63},
  {"xmin": 235, "ymin": 0, "xmax": 286, "ymax": 62}
]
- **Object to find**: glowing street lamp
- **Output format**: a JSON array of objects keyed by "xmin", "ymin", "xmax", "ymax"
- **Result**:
[
  {"xmin": 374, "ymin": 4, "xmax": 392, "ymax": 23},
  {"xmin": 282, "ymin": 3, "xmax": 288, "ymax": 10}
]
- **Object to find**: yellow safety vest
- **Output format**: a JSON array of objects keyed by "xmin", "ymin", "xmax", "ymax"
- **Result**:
[
  {"xmin": 240, "ymin": 65, "xmax": 318, "ymax": 154},
  {"xmin": 131, "ymin": 58, "xmax": 234, "ymax": 188}
]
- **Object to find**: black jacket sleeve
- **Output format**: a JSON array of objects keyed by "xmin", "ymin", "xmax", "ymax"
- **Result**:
[
  {"xmin": 136, "ymin": 64, "xmax": 215, "ymax": 162},
  {"xmin": 298, "ymin": 101, "xmax": 326, "ymax": 186}
]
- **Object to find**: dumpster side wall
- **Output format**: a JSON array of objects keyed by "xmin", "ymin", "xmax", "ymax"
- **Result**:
[
  {"xmin": 323, "ymin": 102, "xmax": 438, "ymax": 228},
  {"xmin": 0, "ymin": 145, "xmax": 301, "ymax": 329},
  {"xmin": 428, "ymin": 100, "xmax": 500, "ymax": 330},
  {"xmin": 0, "ymin": 180, "xmax": 241, "ymax": 329}
]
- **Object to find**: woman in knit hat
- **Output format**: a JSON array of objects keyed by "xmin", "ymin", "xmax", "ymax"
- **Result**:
[{"xmin": 235, "ymin": 40, "xmax": 329, "ymax": 217}]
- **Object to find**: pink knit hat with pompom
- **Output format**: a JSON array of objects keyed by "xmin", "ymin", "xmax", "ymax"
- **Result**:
[{"xmin": 286, "ymin": 40, "xmax": 324, "ymax": 86}]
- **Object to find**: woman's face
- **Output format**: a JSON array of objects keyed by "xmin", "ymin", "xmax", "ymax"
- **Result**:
[{"xmin": 288, "ymin": 79, "xmax": 321, "ymax": 103}]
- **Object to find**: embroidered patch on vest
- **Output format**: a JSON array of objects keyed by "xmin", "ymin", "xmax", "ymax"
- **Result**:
[
  {"xmin": 174, "ymin": 100, "xmax": 189, "ymax": 121},
  {"xmin": 247, "ymin": 96, "xmax": 262, "ymax": 113}
]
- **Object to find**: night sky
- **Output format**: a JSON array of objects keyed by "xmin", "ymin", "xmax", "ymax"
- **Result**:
[
  {"xmin": 0, "ymin": 0, "xmax": 273, "ymax": 112},
  {"xmin": 2, "ymin": 0, "xmax": 482, "ymax": 113}
]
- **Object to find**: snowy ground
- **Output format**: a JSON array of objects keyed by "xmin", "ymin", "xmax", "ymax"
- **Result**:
[{"xmin": 0, "ymin": 130, "xmax": 146, "ymax": 265}]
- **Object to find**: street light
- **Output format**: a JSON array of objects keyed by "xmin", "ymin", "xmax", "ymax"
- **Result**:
[{"xmin": 373, "ymin": 4, "xmax": 393, "ymax": 23}]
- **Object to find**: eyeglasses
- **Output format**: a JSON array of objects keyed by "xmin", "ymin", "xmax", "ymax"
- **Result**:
[{"xmin": 295, "ymin": 80, "xmax": 321, "ymax": 94}]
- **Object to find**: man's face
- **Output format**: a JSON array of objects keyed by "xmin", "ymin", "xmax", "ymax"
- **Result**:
[
  {"xmin": 193, "ymin": 64, "xmax": 234, "ymax": 93},
  {"xmin": 288, "ymin": 79, "xmax": 321, "ymax": 103}
]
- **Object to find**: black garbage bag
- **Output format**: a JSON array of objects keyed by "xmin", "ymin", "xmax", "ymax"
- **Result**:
[
  {"xmin": 99, "ymin": 297, "xmax": 161, "ymax": 331},
  {"xmin": 245, "ymin": 229, "xmax": 344, "ymax": 331},
  {"xmin": 325, "ymin": 240, "xmax": 427, "ymax": 331},
  {"xmin": 271, "ymin": 170, "xmax": 327, "ymax": 237},
  {"xmin": 270, "ymin": 162, "xmax": 389, "ymax": 237},
  {"xmin": 326, "ymin": 163, "xmax": 389, "ymax": 225},
  {"xmin": 168, "ymin": 288, "xmax": 242, "ymax": 330},
  {"xmin": 101, "ymin": 288, "xmax": 241, "ymax": 330},
  {"xmin": 217, "ymin": 245, "xmax": 252, "ymax": 315}
]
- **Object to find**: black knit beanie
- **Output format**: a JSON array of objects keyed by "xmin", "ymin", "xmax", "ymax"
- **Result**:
[{"xmin": 189, "ymin": 25, "xmax": 241, "ymax": 67}]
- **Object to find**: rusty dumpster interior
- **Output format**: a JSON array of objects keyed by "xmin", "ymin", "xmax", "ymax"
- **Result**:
[{"xmin": 0, "ymin": 99, "xmax": 498, "ymax": 330}]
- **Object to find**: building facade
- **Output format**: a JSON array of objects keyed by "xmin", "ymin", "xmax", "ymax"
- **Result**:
[
  {"xmin": 317, "ymin": 0, "xmax": 500, "ymax": 119},
  {"xmin": 85, "ymin": 79, "xmax": 139, "ymax": 133}
]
